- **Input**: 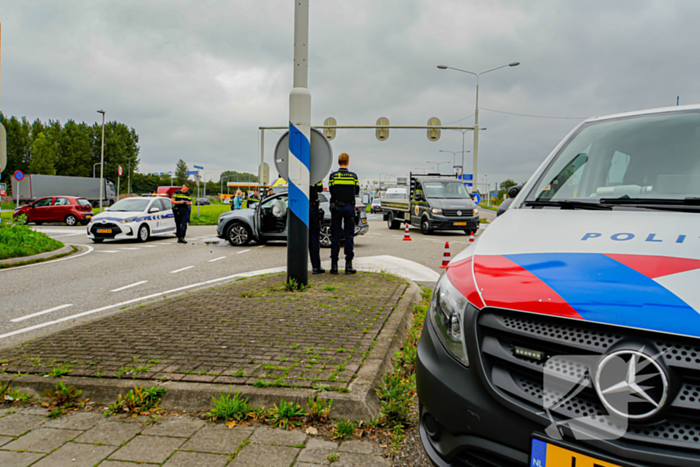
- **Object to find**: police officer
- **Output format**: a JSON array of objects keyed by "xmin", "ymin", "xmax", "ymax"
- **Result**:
[
  {"xmin": 309, "ymin": 181, "xmax": 324, "ymax": 274},
  {"xmin": 328, "ymin": 153, "xmax": 359, "ymax": 275},
  {"xmin": 172, "ymin": 183, "xmax": 192, "ymax": 244},
  {"xmin": 248, "ymin": 188, "xmax": 260, "ymax": 206}
]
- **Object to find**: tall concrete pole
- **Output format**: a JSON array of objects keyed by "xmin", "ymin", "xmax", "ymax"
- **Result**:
[
  {"xmin": 97, "ymin": 110, "xmax": 106, "ymax": 211},
  {"xmin": 287, "ymin": 0, "xmax": 311, "ymax": 286},
  {"xmin": 472, "ymin": 76, "xmax": 479, "ymax": 193}
]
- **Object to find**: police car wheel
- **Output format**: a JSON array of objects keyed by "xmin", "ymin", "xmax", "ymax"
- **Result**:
[
  {"xmin": 65, "ymin": 215, "xmax": 77, "ymax": 226},
  {"xmin": 227, "ymin": 223, "xmax": 251, "ymax": 246},
  {"xmin": 320, "ymin": 225, "xmax": 331, "ymax": 248},
  {"xmin": 138, "ymin": 224, "xmax": 150, "ymax": 242}
]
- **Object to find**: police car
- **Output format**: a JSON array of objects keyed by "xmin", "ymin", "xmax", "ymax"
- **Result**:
[
  {"xmin": 87, "ymin": 197, "xmax": 176, "ymax": 243},
  {"xmin": 417, "ymin": 105, "xmax": 700, "ymax": 466}
]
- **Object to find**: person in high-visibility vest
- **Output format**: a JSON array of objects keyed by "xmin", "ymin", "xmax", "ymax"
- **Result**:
[
  {"xmin": 328, "ymin": 153, "xmax": 359, "ymax": 275},
  {"xmin": 172, "ymin": 183, "xmax": 192, "ymax": 243}
]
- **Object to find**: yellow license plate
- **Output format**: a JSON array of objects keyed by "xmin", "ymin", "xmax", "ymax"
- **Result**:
[
  {"xmin": 97, "ymin": 229, "xmax": 111, "ymax": 233},
  {"xmin": 454, "ymin": 222, "xmax": 467, "ymax": 226},
  {"xmin": 531, "ymin": 438, "xmax": 626, "ymax": 467},
  {"xmin": 362, "ymin": 218, "xmax": 367, "ymax": 223}
]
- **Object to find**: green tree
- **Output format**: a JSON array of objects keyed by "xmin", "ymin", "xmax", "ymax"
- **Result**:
[
  {"xmin": 500, "ymin": 179, "xmax": 517, "ymax": 191},
  {"xmin": 29, "ymin": 132, "xmax": 58, "ymax": 175},
  {"xmin": 175, "ymin": 159, "xmax": 189, "ymax": 185}
]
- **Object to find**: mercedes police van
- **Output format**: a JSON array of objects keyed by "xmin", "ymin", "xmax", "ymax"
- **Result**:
[{"xmin": 417, "ymin": 105, "xmax": 700, "ymax": 467}]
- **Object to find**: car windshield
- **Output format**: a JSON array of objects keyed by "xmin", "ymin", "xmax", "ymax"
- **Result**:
[
  {"xmin": 533, "ymin": 110, "xmax": 700, "ymax": 202},
  {"xmin": 423, "ymin": 182, "xmax": 469, "ymax": 199},
  {"xmin": 108, "ymin": 198, "xmax": 150, "ymax": 212}
]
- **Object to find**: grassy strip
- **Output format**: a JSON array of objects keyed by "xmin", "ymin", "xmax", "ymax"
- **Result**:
[
  {"xmin": 0, "ymin": 246, "xmax": 77, "ymax": 269},
  {"xmin": 1, "ymin": 202, "xmax": 16, "ymax": 210},
  {"xmin": 188, "ymin": 204, "xmax": 232, "ymax": 225},
  {"xmin": 478, "ymin": 204, "xmax": 498, "ymax": 211},
  {"xmin": 0, "ymin": 223, "xmax": 64, "ymax": 260}
]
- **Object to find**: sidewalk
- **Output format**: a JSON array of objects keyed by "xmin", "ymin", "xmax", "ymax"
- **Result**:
[{"xmin": 0, "ymin": 407, "xmax": 390, "ymax": 466}]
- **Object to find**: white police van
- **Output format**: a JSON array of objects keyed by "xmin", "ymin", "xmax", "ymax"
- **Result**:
[
  {"xmin": 417, "ymin": 105, "xmax": 700, "ymax": 467},
  {"xmin": 87, "ymin": 197, "xmax": 176, "ymax": 243}
]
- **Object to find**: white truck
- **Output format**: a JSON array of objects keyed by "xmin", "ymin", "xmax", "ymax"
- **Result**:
[
  {"xmin": 11, "ymin": 174, "xmax": 117, "ymax": 207},
  {"xmin": 381, "ymin": 173, "xmax": 480, "ymax": 235}
]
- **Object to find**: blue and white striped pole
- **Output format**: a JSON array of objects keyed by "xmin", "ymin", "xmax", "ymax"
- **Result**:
[{"xmin": 287, "ymin": 0, "xmax": 311, "ymax": 286}]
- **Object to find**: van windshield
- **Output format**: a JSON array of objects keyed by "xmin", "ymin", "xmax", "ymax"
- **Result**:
[
  {"xmin": 533, "ymin": 110, "xmax": 700, "ymax": 202},
  {"xmin": 424, "ymin": 182, "xmax": 469, "ymax": 199}
]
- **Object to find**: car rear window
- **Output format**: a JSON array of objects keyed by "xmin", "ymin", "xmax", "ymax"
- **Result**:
[{"xmin": 77, "ymin": 199, "xmax": 92, "ymax": 206}]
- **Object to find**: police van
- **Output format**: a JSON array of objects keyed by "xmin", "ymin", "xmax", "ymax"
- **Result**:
[{"xmin": 417, "ymin": 105, "xmax": 700, "ymax": 466}]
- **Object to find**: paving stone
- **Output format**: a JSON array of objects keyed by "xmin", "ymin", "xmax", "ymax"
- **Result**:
[
  {"xmin": 339, "ymin": 439, "xmax": 376, "ymax": 454},
  {"xmin": 180, "ymin": 424, "xmax": 253, "ymax": 454},
  {"xmin": 14, "ymin": 406, "xmax": 50, "ymax": 416},
  {"xmin": 295, "ymin": 463, "xmax": 320, "ymax": 467},
  {"xmin": 297, "ymin": 447, "xmax": 334, "ymax": 464},
  {"xmin": 0, "ymin": 414, "xmax": 46, "ymax": 436},
  {"xmin": 31, "ymin": 442, "xmax": 116, "ymax": 467},
  {"xmin": 142, "ymin": 416, "xmax": 206, "ymax": 438},
  {"xmin": 230, "ymin": 443, "xmax": 300, "ymax": 467},
  {"xmin": 305, "ymin": 438, "xmax": 338, "ymax": 450},
  {"xmin": 249, "ymin": 426, "xmax": 307, "ymax": 446},
  {"xmin": 42, "ymin": 412, "xmax": 104, "ymax": 431},
  {"xmin": 3, "ymin": 428, "xmax": 82, "ymax": 453},
  {"xmin": 0, "ymin": 434, "xmax": 14, "ymax": 447},
  {"xmin": 335, "ymin": 452, "xmax": 390, "ymax": 467},
  {"xmin": 74, "ymin": 420, "xmax": 141, "ymax": 446},
  {"xmin": 0, "ymin": 450, "xmax": 45, "ymax": 467},
  {"xmin": 162, "ymin": 450, "xmax": 230, "ymax": 467},
  {"xmin": 110, "ymin": 434, "xmax": 184, "ymax": 464},
  {"xmin": 95, "ymin": 462, "xmax": 139, "ymax": 466}
]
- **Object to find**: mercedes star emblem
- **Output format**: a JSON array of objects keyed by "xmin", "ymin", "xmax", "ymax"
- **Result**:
[{"xmin": 594, "ymin": 349, "xmax": 668, "ymax": 420}]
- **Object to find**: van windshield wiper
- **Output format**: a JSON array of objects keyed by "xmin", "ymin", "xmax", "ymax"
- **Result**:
[{"xmin": 525, "ymin": 200, "xmax": 613, "ymax": 210}]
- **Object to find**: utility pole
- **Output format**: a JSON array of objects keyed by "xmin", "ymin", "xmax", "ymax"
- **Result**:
[
  {"xmin": 97, "ymin": 110, "xmax": 106, "ymax": 211},
  {"xmin": 287, "ymin": 0, "xmax": 311, "ymax": 287}
]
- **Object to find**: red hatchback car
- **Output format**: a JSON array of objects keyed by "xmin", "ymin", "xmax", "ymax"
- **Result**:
[{"xmin": 13, "ymin": 196, "xmax": 94, "ymax": 226}]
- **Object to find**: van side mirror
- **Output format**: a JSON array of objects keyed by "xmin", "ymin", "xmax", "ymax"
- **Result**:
[
  {"xmin": 508, "ymin": 185, "xmax": 523, "ymax": 198},
  {"xmin": 497, "ymin": 198, "xmax": 514, "ymax": 217}
]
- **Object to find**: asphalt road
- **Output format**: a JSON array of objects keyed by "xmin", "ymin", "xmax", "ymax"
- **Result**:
[{"xmin": 0, "ymin": 208, "xmax": 496, "ymax": 348}]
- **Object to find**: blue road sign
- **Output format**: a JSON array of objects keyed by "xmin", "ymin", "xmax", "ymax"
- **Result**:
[
  {"xmin": 193, "ymin": 165, "xmax": 204, "ymax": 170},
  {"xmin": 473, "ymin": 192, "xmax": 482, "ymax": 204},
  {"xmin": 464, "ymin": 182, "xmax": 473, "ymax": 187},
  {"xmin": 13, "ymin": 170, "xmax": 24, "ymax": 181},
  {"xmin": 186, "ymin": 170, "xmax": 199, "ymax": 175}
]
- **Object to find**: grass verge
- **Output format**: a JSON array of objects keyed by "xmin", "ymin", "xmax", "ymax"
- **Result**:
[
  {"xmin": 0, "ymin": 223, "xmax": 64, "ymax": 260},
  {"xmin": 0, "ymin": 246, "xmax": 77, "ymax": 269}
]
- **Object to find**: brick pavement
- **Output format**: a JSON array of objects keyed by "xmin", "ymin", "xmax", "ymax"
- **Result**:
[
  {"xmin": 0, "ymin": 407, "xmax": 391, "ymax": 466},
  {"xmin": 2, "ymin": 273, "xmax": 407, "ymax": 391}
]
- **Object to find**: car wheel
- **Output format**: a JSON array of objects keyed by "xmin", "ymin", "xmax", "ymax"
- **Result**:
[
  {"xmin": 421, "ymin": 217, "xmax": 433, "ymax": 235},
  {"xmin": 320, "ymin": 224, "xmax": 332, "ymax": 248},
  {"xmin": 226, "ymin": 222, "xmax": 251, "ymax": 246},
  {"xmin": 35, "ymin": 222, "xmax": 43, "ymax": 225},
  {"xmin": 137, "ymin": 224, "xmax": 150, "ymax": 242},
  {"xmin": 387, "ymin": 212, "xmax": 401, "ymax": 230},
  {"xmin": 92, "ymin": 238, "xmax": 104, "ymax": 243},
  {"xmin": 15, "ymin": 214, "xmax": 29, "ymax": 225},
  {"xmin": 65, "ymin": 214, "xmax": 78, "ymax": 226}
]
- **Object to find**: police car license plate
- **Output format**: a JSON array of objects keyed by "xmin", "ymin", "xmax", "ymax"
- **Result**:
[
  {"xmin": 97, "ymin": 229, "xmax": 111, "ymax": 234},
  {"xmin": 454, "ymin": 222, "xmax": 467, "ymax": 226},
  {"xmin": 530, "ymin": 438, "xmax": 627, "ymax": 467}
]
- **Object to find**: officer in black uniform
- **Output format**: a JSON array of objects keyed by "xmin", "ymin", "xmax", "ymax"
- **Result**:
[
  {"xmin": 309, "ymin": 181, "xmax": 324, "ymax": 274},
  {"xmin": 328, "ymin": 152, "xmax": 359, "ymax": 275},
  {"xmin": 172, "ymin": 183, "xmax": 192, "ymax": 244},
  {"xmin": 248, "ymin": 189, "xmax": 260, "ymax": 207}
]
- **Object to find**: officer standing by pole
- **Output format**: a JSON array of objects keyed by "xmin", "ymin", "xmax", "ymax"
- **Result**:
[
  {"xmin": 172, "ymin": 183, "xmax": 192, "ymax": 244},
  {"xmin": 309, "ymin": 181, "xmax": 324, "ymax": 274},
  {"xmin": 328, "ymin": 153, "xmax": 359, "ymax": 275}
]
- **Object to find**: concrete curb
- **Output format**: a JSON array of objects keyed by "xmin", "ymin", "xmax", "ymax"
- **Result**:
[
  {"xmin": 0, "ymin": 244, "xmax": 73, "ymax": 266},
  {"xmin": 2, "ymin": 279, "xmax": 423, "ymax": 421}
]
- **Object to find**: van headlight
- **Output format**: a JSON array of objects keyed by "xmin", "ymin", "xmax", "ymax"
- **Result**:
[
  {"xmin": 473, "ymin": 208, "xmax": 479, "ymax": 216},
  {"xmin": 430, "ymin": 274, "xmax": 469, "ymax": 366},
  {"xmin": 121, "ymin": 216, "xmax": 137, "ymax": 224},
  {"xmin": 431, "ymin": 208, "xmax": 442, "ymax": 214}
]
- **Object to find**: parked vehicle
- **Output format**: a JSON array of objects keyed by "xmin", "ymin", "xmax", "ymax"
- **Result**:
[
  {"xmin": 156, "ymin": 186, "xmax": 181, "ymax": 198},
  {"xmin": 417, "ymin": 105, "xmax": 700, "ymax": 467},
  {"xmin": 87, "ymin": 197, "xmax": 175, "ymax": 243},
  {"xmin": 13, "ymin": 196, "xmax": 93, "ymax": 226},
  {"xmin": 194, "ymin": 198, "xmax": 211, "ymax": 205},
  {"xmin": 370, "ymin": 198, "xmax": 382, "ymax": 213},
  {"xmin": 11, "ymin": 174, "xmax": 116, "ymax": 207},
  {"xmin": 216, "ymin": 192, "xmax": 368, "ymax": 246},
  {"xmin": 381, "ymin": 174, "xmax": 479, "ymax": 235}
]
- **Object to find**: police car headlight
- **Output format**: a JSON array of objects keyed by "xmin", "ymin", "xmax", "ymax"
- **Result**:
[
  {"xmin": 430, "ymin": 274, "xmax": 469, "ymax": 366},
  {"xmin": 121, "ymin": 216, "xmax": 137, "ymax": 224},
  {"xmin": 431, "ymin": 208, "xmax": 442, "ymax": 215}
]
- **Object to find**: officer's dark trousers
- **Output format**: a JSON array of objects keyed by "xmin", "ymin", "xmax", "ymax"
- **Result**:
[
  {"xmin": 309, "ymin": 207, "xmax": 321, "ymax": 269},
  {"xmin": 330, "ymin": 204, "xmax": 355, "ymax": 262},
  {"xmin": 174, "ymin": 208, "xmax": 190, "ymax": 239}
]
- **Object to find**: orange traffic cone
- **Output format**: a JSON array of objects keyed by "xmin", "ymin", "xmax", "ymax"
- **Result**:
[
  {"xmin": 440, "ymin": 242, "xmax": 451, "ymax": 269},
  {"xmin": 402, "ymin": 224, "xmax": 412, "ymax": 241},
  {"xmin": 469, "ymin": 231, "xmax": 475, "ymax": 244}
]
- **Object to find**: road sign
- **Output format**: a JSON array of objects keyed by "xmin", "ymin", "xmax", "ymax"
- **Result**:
[
  {"xmin": 186, "ymin": 170, "xmax": 199, "ymax": 175},
  {"xmin": 376, "ymin": 117, "xmax": 390, "ymax": 141},
  {"xmin": 0, "ymin": 122, "xmax": 6, "ymax": 174},
  {"xmin": 274, "ymin": 127, "xmax": 333, "ymax": 185},
  {"xmin": 118, "ymin": 165, "xmax": 123, "ymax": 177},
  {"xmin": 13, "ymin": 170, "xmax": 24, "ymax": 181},
  {"xmin": 473, "ymin": 192, "xmax": 482, "ymax": 204},
  {"xmin": 465, "ymin": 182, "xmax": 473, "ymax": 187},
  {"xmin": 323, "ymin": 117, "xmax": 337, "ymax": 141},
  {"xmin": 0, "ymin": 190, "xmax": 6, "ymax": 197},
  {"xmin": 260, "ymin": 162, "xmax": 270, "ymax": 185},
  {"xmin": 458, "ymin": 173, "xmax": 473, "ymax": 181},
  {"xmin": 193, "ymin": 165, "xmax": 204, "ymax": 170},
  {"xmin": 427, "ymin": 117, "xmax": 441, "ymax": 142}
]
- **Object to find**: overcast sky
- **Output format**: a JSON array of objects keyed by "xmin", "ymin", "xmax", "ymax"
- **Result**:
[{"xmin": 2, "ymin": 0, "xmax": 699, "ymax": 190}]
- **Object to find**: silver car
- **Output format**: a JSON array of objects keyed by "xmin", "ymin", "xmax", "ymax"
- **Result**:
[{"xmin": 216, "ymin": 192, "xmax": 369, "ymax": 246}]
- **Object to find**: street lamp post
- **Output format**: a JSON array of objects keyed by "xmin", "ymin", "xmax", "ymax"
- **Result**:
[
  {"xmin": 97, "ymin": 110, "xmax": 106, "ymax": 211},
  {"xmin": 426, "ymin": 160, "xmax": 451, "ymax": 173},
  {"xmin": 439, "ymin": 149, "xmax": 471, "ymax": 176},
  {"xmin": 437, "ymin": 62, "xmax": 519, "ymax": 190},
  {"xmin": 93, "ymin": 163, "xmax": 101, "ymax": 178}
]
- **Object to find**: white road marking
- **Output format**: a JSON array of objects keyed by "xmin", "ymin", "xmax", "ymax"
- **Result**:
[
  {"xmin": 0, "ymin": 244, "xmax": 94, "ymax": 272},
  {"xmin": 11, "ymin": 304, "xmax": 73, "ymax": 323},
  {"xmin": 140, "ymin": 245, "xmax": 158, "ymax": 248},
  {"xmin": 110, "ymin": 280, "xmax": 148, "ymax": 293},
  {"xmin": 170, "ymin": 266, "xmax": 195, "ymax": 274},
  {"xmin": 52, "ymin": 232, "xmax": 86, "ymax": 238},
  {"xmin": 208, "ymin": 256, "xmax": 227, "ymax": 262},
  {"xmin": 97, "ymin": 250, "xmax": 119, "ymax": 253},
  {"xmin": 119, "ymin": 248, "xmax": 141, "ymax": 251},
  {"xmin": 32, "ymin": 229, "xmax": 84, "ymax": 234},
  {"xmin": 257, "ymin": 245, "xmax": 266, "ymax": 248},
  {"xmin": 237, "ymin": 249, "xmax": 251, "ymax": 254}
]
